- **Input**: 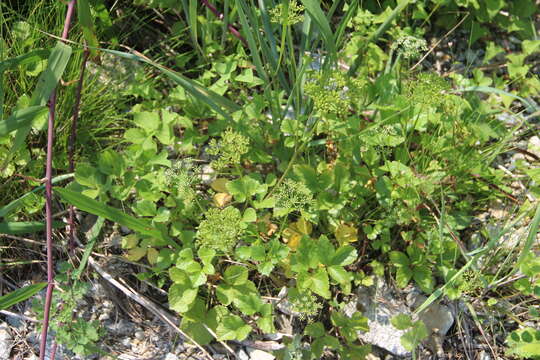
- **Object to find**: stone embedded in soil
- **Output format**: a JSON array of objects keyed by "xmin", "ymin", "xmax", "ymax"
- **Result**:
[
  {"xmin": 348, "ymin": 279, "xmax": 412, "ymax": 357},
  {"xmin": 246, "ymin": 348, "xmax": 276, "ymax": 360},
  {"xmin": 0, "ymin": 322, "xmax": 14, "ymax": 360},
  {"xmin": 409, "ymin": 294, "xmax": 455, "ymax": 357}
]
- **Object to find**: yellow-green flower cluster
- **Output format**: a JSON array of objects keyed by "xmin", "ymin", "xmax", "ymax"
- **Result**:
[
  {"xmin": 207, "ymin": 128, "xmax": 250, "ymax": 171},
  {"xmin": 304, "ymin": 70, "xmax": 364, "ymax": 118},
  {"xmin": 196, "ymin": 206, "xmax": 244, "ymax": 253},
  {"xmin": 165, "ymin": 160, "xmax": 198, "ymax": 201},
  {"xmin": 403, "ymin": 72, "xmax": 453, "ymax": 110},
  {"xmin": 391, "ymin": 35, "xmax": 428, "ymax": 59},
  {"xmin": 270, "ymin": 0, "xmax": 305, "ymax": 25},
  {"xmin": 288, "ymin": 288, "xmax": 321, "ymax": 319},
  {"xmin": 273, "ymin": 179, "xmax": 313, "ymax": 215}
]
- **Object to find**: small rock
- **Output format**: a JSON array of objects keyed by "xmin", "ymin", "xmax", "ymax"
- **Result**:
[
  {"xmin": 0, "ymin": 322, "xmax": 13, "ymax": 360},
  {"xmin": 410, "ymin": 294, "xmax": 454, "ymax": 356},
  {"xmin": 200, "ymin": 164, "xmax": 215, "ymax": 184},
  {"xmin": 236, "ymin": 348, "xmax": 250, "ymax": 360},
  {"xmin": 164, "ymin": 353, "xmax": 178, "ymax": 360},
  {"xmin": 352, "ymin": 279, "xmax": 411, "ymax": 357},
  {"xmin": 108, "ymin": 319, "xmax": 134, "ymax": 336},
  {"xmin": 121, "ymin": 337, "xmax": 131, "ymax": 347},
  {"xmin": 247, "ymin": 348, "xmax": 275, "ymax": 360},
  {"xmin": 134, "ymin": 330, "xmax": 145, "ymax": 340},
  {"xmin": 528, "ymin": 136, "xmax": 540, "ymax": 158}
]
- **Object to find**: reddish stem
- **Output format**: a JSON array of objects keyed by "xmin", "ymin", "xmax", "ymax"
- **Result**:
[
  {"xmin": 200, "ymin": 0, "xmax": 248, "ymax": 46},
  {"xmin": 39, "ymin": 1, "xmax": 77, "ymax": 359}
]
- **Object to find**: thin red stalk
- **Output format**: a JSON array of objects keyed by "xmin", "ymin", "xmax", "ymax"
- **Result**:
[
  {"xmin": 200, "ymin": 0, "xmax": 248, "ymax": 46},
  {"xmin": 67, "ymin": 48, "xmax": 90, "ymax": 251},
  {"xmin": 39, "ymin": 1, "xmax": 77, "ymax": 359}
]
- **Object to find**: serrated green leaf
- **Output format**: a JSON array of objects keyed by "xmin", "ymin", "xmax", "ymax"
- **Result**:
[
  {"xmin": 216, "ymin": 314, "xmax": 251, "ymax": 341},
  {"xmin": 223, "ymin": 265, "xmax": 249, "ymax": 286}
]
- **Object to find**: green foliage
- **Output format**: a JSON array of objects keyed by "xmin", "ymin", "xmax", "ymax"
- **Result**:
[
  {"xmin": 506, "ymin": 328, "xmax": 540, "ymax": 359},
  {"xmin": 196, "ymin": 206, "xmax": 246, "ymax": 253},
  {"xmin": 32, "ymin": 263, "xmax": 104, "ymax": 356},
  {"xmin": 4, "ymin": 0, "xmax": 539, "ymax": 358},
  {"xmin": 270, "ymin": 0, "xmax": 305, "ymax": 25},
  {"xmin": 207, "ymin": 128, "xmax": 250, "ymax": 171}
]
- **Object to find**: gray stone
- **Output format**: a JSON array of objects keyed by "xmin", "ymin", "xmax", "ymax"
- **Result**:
[
  {"xmin": 164, "ymin": 353, "xmax": 178, "ymax": 360},
  {"xmin": 0, "ymin": 322, "xmax": 13, "ymax": 360},
  {"xmin": 236, "ymin": 348, "xmax": 250, "ymax": 360},
  {"xmin": 246, "ymin": 348, "xmax": 275, "ymax": 360},
  {"xmin": 410, "ymin": 294, "xmax": 455, "ymax": 357},
  {"xmin": 351, "ymin": 279, "xmax": 412, "ymax": 357}
]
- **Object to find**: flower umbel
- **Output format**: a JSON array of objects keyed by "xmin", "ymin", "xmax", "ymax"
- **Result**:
[
  {"xmin": 391, "ymin": 35, "xmax": 428, "ymax": 60},
  {"xmin": 196, "ymin": 206, "xmax": 244, "ymax": 253},
  {"xmin": 288, "ymin": 288, "xmax": 322, "ymax": 320},
  {"xmin": 273, "ymin": 179, "xmax": 313, "ymax": 216},
  {"xmin": 270, "ymin": 0, "xmax": 304, "ymax": 25},
  {"xmin": 207, "ymin": 128, "xmax": 250, "ymax": 171}
]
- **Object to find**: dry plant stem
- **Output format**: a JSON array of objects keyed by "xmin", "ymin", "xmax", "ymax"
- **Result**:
[
  {"xmin": 67, "ymin": 48, "xmax": 90, "ymax": 251},
  {"xmin": 410, "ymin": 14, "xmax": 468, "ymax": 71},
  {"xmin": 39, "ymin": 1, "xmax": 76, "ymax": 359},
  {"xmin": 87, "ymin": 256, "xmax": 215, "ymax": 360},
  {"xmin": 200, "ymin": 0, "xmax": 248, "ymax": 46}
]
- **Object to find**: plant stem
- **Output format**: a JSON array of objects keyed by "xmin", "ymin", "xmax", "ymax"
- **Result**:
[
  {"xmin": 39, "ymin": 1, "xmax": 76, "ymax": 359},
  {"xmin": 200, "ymin": 0, "xmax": 248, "ymax": 46}
]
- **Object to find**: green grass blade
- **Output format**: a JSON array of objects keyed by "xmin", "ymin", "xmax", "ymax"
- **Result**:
[
  {"xmin": 0, "ymin": 49, "xmax": 50, "ymax": 120},
  {"xmin": 413, "ymin": 210, "xmax": 529, "ymax": 315},
  {"xmin": 77, "ymin": 0, "xmax": 100, "ymax": 58},
  {"xmin": 0, "ymin": 106, "xmax": 48, "ymax": 137},
  {"xmin": 514, "ymin": 204, "xmax": 540, "ymax": 271},
  {"xmin": 55, "ymin": 188, "xmax": 180, "ymax": 250},
  {"xmin": 29, "ymin": 42, "xmax": 73, "ymax": 107},
  {"xmin": 0, "ymin": 283, "xmax": 47, "ymax": 311},
  {"xmin": 300, "ymin": 0, "xmax": 336, "ymax": 59},
  {"xmin": 457, "ymin": 86, "xmax": 539, "ymax": 113},
  {"xmin": 5, "ymin": 42, "xmax": 72, "ymax": 169},
  {"xmin": 348, "ymin": 0, "xmax": 412, "ymax": 75},
  {"xmin": 100, "ymin": 49, "xmax": 239, "ymax": 120},
  {"xmin": 0, "ymin": 173, "xmax": 74, "ymax": 218},
  {"xmin": 73, "ymin": 216, "xmax": 105, "ymax": 280},
  {"xmin": 235, "ymin": 0, "xmax": 269, "ymax": 83},
  {"xmin": 0, "ymin": 221, "xmax": 64, "ymax": 235}
]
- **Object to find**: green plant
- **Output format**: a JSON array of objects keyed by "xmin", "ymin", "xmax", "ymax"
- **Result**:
[{"xmin": 506, "ymin": 327, "xmax": 540, "ymax": 359}]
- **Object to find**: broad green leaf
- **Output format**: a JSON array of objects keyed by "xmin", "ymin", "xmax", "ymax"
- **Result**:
[
  {"xmin": 226, "ymin": 176, "xmax": 262, "ymax": 202},
  {"xmin": 298, "ymin": 268, "xmax": 330, "ymax": 299},
  {"xmin": 168, "ymin": 283, "xmax": 198, "ymax": 313},
  {"xmin": 401, "ymin": 321, "xmax": 428, "ymax": 351},
  {"xmin": 390, "ymin": 251, "xmax": 410, "ymax": 267},
  {"xmin": 223, "ymin": 265, "xmax": 249, "ymax": 286},
  {"xmin": 396, "ymin": 267, "xmax": 413, "ymax": 288},
  {"xmin": 327, "ymin": 265, "xmax": 352, "ymax": 285},
  {"xmin": 391, "ymin": 313, "xmax": 413, "ymax": 330},
  {"xmin": 413, "ymin": 265, "xmax": 435, "ymax": 293},
  {"xmin": 216, "ymin": 314, "xmax": 251, "ymax": 341},
  {"xmin": 55, "ymin": 188, "xmax": 180, "ymax": 249},
  {"xmin": 242, "ymin": 208, "xmax": 257, "ymax": 223},
  {"xmin": 235, "ymin": 293, "xmax": 263, "ymax": 316},
  {"xmin": 0, "ymin": 106, "xmax": 47, "ymax": 137},
  {"xmin": 331, "ymin": 245, "xmax": 357, "ymax": 266},
  {"xmin": 0, "ymin": 283, "xmax": 47, "ymax": 310}
]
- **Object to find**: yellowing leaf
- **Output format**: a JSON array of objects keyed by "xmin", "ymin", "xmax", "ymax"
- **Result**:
[
  {"xmin": 335, "ymin": 224, "xmax": 358, "ymax": 245},
  {"xmin": 282, "ymin": 218, "xmax": 312, "ymax": 251},
  {"xmin": 147, "ymin": 247, "xmax": 159, "ymax": 265},
  {"xmin": 121, "ymin": 234, "xmax": 139, "ymax": 249},
  {"xmin": 211, "ymin": 178, "xmax": 230, "ymax": 193},
  {"xmin": 213, "ymin": 192, "xmax": 232, "ymax": 207},
  {"xmin": 126, "ymin": 247, "xmax": 146, "ymax": 261}
]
